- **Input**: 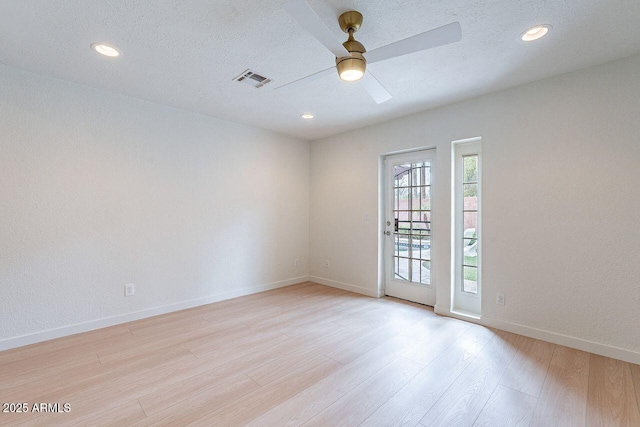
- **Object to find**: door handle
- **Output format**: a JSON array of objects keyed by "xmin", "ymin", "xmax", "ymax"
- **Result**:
[{"xmin": 384, "ymin": 231, "xmax": 391, "ymax": 236}]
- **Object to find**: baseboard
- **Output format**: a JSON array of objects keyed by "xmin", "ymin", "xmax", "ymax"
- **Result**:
[
  {"xmin": 434, "ymin": 305, "xmax": 640, "ymax": 365},
  {"xmin": 309, "ymin": 276, "xmax": 382, "ymax": 298},
  {"xmin": 0, "ymin": 276, "xmax": 310, "ymax": 352}
]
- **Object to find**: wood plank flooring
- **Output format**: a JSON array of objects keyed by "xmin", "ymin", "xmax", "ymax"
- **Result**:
[{"xmin": 1, "ymin": 282, "xmax": 639, "ymax": 426}]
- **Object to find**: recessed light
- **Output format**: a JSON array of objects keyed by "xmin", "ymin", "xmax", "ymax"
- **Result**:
[
  {"xmin": 521, "ymin": 25, "xmax": 551, "ymax": 42},
  {"xmin": 91, "ymin": 43, "xmax": 120, "ymax": 57},
  {"xmin": 300, "ymin": 113, "xmax": 314, "ymax": 119}
]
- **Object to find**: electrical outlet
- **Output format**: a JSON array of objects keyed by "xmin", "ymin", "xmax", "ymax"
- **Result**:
[
  {"xmin": 125, "ymin": 284, "xmax": 135, "ymax": 297},
  {"xmin": 325, "ymin": 260, "xmax": 330, "ymax": 268},
  {"xmin": 294, "ymin": 258, "xmax": 299, "ymax": 267},
  {"xmin": 496, "ymin": 292, "xmax": 505, "ymax": 306}
]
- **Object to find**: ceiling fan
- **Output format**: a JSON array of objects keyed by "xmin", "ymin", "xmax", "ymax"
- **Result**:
[{"xmin": 276, "ymin": 0, "xmax": 462, "ymax": 104}]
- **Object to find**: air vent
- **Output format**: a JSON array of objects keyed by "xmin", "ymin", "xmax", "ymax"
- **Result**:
[{"xmin": 233, "ymin": 69, "xmax": 272, "ymax": 89}]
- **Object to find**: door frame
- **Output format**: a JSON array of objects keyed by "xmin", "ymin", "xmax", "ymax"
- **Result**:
[{"xmin": 379, "ymin": 147, "xmax": 437, "ymax": 306}]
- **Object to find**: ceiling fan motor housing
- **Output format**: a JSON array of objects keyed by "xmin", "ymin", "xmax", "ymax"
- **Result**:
[{"xmin": 336, "ymin": 11, "xmax": 366, "ymax": 80}]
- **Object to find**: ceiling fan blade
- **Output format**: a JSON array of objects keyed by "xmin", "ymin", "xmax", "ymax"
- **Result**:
[
  {"xmin": 283, "ymin": 0, "xmax": 350, "ymax": 58},
  {"xmin": 365, "ymin": 22, "xmax": 462, "ymax": 64},
  {"xmin": 360, "ymin": 71, "xmax": 392, "ymax": 104},
  {"xmin": 274, "ymin": 67, "xmax": 336, "ymax": 91}
]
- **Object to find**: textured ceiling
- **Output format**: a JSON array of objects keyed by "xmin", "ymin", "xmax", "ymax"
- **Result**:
[{"xmin": 1, "ymin": 1, "xmax": 640, "ymax": 140}]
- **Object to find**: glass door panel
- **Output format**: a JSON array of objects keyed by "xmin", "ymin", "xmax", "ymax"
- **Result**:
[{"xmin": 384, "ymin": 150, "xmax": 436, "ymax": 306}]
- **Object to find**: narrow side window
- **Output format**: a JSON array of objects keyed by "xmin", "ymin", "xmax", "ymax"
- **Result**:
[{"xmin": 452, "ymin": 139, "xmax": 481, "ymax": 316}]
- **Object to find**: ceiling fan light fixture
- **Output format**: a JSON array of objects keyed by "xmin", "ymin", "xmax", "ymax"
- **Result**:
[
  {"xmin": 336, "ymin": 11, "xmax": 367, "ymax": 82},
  {"xmin": 521, "ymin": 25, "xmax": 551, "ymax": 42},
  {"xmin": 337, "ymin": 57, "xmax": 366, "ymax": 82}
]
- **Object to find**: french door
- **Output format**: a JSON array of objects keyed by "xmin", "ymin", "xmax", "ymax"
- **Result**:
[{"xmin": 383, "ymin": 149, "xmax": 436, "ymax": 306}]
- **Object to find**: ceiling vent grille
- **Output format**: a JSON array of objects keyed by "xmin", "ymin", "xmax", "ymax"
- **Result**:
[{"xmin": 233, "ymin": 69, "xmax": 272, "ymax": 88}]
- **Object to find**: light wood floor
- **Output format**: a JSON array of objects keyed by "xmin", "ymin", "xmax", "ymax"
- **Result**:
[{"xmin": 1, "ymin": 282, "xmax": 639, "ymax": 426}]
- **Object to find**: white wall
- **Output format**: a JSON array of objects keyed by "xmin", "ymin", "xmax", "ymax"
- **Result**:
[
  {"xmin": 310, "ymin": 54, "xmax": 640, "ymax": 360},
  {"xmin": 0, "ymin": 64, "xmax": 310, "ymax": 348}
]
